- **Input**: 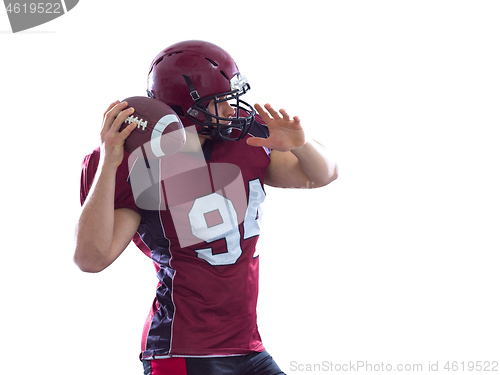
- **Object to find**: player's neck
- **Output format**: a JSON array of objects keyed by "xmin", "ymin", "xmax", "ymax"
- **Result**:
[
  {"xmin": 198, "ymin": 135, "xmax": 208, "ymax": 147},
  {"xmin": 179, "ymin": 131, "xmax": 208, "ymax": 154}
]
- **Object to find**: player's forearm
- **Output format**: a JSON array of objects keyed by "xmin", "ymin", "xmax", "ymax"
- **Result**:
[
  {"xmin": 291, "ymin": 140, "xmax": 338, "ymax": 187},
  {"xmin": 74, "ymin": 161, "xmax": 118, "ymax": 272}
]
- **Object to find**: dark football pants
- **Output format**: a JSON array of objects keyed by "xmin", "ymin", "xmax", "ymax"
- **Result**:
[{"xmin": 142, "ymin": 350, "xmax": 286, "ymax": 375}]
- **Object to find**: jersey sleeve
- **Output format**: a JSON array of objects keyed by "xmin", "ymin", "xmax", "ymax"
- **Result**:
[{"xmin": 80, "ymin": 148, "xmax": 138, "ymax": 212}]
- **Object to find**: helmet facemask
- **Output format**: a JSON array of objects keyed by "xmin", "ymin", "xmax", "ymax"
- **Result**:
[{"xmin": 185, "ymin": 73, "xmax": 256, "ymax": 142}]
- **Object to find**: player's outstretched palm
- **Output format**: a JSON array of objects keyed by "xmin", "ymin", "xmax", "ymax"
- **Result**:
[{"xmin": 246, "ymin": 103, "xmax": 306, "ymax": 152}]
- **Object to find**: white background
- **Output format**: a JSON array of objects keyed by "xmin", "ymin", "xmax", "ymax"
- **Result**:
[{"xmin": 1, "ymin": 1, "xmax": 499, "ymax": 374}]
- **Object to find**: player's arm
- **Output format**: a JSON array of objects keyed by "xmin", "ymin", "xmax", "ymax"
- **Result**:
[
  {"xmin": 265, "ymin": 141, "xmax": 337, "ymax": 188},
  {"xmin": 74, "ymin": 101, "xmax": 140, "ymax": 273},
  {"xmin": 247, "ymin": 104, "xmax": 338, "ymax": 188}
]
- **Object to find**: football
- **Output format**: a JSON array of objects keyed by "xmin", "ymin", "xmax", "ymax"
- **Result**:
[{"xmin": 119, "ymin": 96, "xmax": 186, "ymax": 159}]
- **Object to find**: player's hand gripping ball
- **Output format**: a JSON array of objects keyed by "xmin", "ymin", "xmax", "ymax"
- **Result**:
[{"xmin": 119, "ymin": 96, "xmax": 186, "ymax": 158}]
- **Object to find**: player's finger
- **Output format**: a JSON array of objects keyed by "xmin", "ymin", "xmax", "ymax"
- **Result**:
[
  {"xmin": 103, "ymin": 101, "xmax": 126, "ymax": 123},
  {"xmin": 111, "ymin": 107, "xmax": 135, "ymax": 132},
  {"xmin": 246, "ymin": 135, "xmax": 270, "ymax": 148},
  {"xmin": 118, "ymin": 120, "xmax": 137, "ymax": 140},
  {"xmin": 263, "ymin": 103, "xmax": 282, "ymax": 119},
  {"xmin": 279, "ymin": 108, "xmax": 290, "ymax": 121},
  {"xmin": 102, "ymin": 101, "xmax": 129, "ymax": 130},
  {"xmin": 102, "ymin": 100, "xmax": 120, "ymax": 121},
  {"xmin": 254, "ymin": 103, "xmax": 272, "ymax": 123}
]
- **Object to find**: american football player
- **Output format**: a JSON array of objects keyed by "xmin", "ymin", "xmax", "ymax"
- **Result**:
[{"xmin": 75, "ymin": 40, "xmax": 338, "ymax": 375}]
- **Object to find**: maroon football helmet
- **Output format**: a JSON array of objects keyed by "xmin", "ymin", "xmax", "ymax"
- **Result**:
[{"xmin": 147, "ymin": 40, "xmax": 255, "ymax": 142}]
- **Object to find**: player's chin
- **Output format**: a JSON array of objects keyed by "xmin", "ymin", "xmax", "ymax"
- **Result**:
[{"xmin": 216, "ymin": 120, "xmax": 232, "ymax": 126}]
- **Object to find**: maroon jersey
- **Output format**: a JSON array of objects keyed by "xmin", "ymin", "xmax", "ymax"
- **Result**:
[{"xmin": 80, "ymin": 122, "xmax": 271, "ymax": 359}]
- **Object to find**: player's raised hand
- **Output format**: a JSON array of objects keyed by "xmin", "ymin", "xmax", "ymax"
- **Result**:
[
  {"xmin": 246, "ymin": 103, "xmax": 306, "ymax": 152},
  {"xmin": 100, "ymin": 100, "xmax": 137, "ymax": 168}
]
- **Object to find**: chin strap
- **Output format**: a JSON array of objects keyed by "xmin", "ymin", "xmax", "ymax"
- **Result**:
[{"xmin": 182, "ymin": 75, "xmax": 200, "ymax": 101}]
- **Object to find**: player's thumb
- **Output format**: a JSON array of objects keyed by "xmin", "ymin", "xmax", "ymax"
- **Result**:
[{"xmin": 246, "ymin": 137, "xmax": 267, "ymax": 148}]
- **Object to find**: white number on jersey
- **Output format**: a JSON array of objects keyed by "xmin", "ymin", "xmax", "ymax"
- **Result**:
[{"xmin": 188, "ymin": 179, "xmax": 265, "ymax": 266}]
